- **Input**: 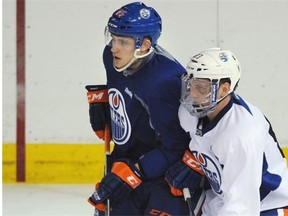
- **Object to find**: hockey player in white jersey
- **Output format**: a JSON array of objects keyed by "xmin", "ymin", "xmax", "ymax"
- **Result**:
[{"xmin": 165, "ymin": 48, "xmax": 288, "ymax": 215}]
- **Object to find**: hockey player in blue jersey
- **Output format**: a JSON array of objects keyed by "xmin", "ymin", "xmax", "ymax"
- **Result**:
[
  {"xmin": 86, "ymin": 2, "xmax": 194, "ymax": 215},
  {"xmin": 165, "ymin": 48, "xmax": 288, "ymax": 215}
]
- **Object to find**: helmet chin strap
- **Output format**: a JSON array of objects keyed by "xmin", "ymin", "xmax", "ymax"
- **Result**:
[
  {"xmin": 214, "ymin": 92, "xmax": 232, "ymax": 112},
  {"xmin": 113, "ymin": 47, "xmax": 154, "ymax": 72}
]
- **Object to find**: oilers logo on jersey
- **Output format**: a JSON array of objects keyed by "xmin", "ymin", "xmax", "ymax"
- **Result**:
[
  {"xmin": 192, "ymin": 150, "xmax": 223, "ymax": 195},
  {"xmin": 109, "ymin": 88, "xmax": 131, "ymax": 145}
]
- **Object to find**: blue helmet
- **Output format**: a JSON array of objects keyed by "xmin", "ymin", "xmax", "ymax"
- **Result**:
[{"xmin": 107, "ymin": 2, "xmax": 162, "ymax": 48}]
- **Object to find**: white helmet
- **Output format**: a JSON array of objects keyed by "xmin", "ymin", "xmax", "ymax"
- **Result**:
[{"xmin": 181, "ymin": 48, "xmax": 241, "ymax": 117}]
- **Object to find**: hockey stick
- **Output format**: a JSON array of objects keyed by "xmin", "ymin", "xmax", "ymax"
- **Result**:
[
  {"xmin": 183, "ymin": 188, "xmax": 195, "ymax": 216},
  {"xmin": 104, "ymin": 125, "xmax": 111, "ymax": 216},
  {"xmin": 183, "ymin": 187, "xmax": 206, "ymax": 216}
]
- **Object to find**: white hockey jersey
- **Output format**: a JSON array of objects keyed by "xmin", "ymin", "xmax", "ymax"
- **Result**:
[{"xmin": 178, "ymin": 93, "xmax": 288, "ymax": 216}]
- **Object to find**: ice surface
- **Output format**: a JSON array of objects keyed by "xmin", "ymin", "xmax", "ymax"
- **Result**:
[{"xmin": 3, "ymin": 184, "xmax": 94, "ymax": 216}]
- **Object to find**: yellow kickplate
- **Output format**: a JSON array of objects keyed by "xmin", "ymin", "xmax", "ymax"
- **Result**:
[
  {"xmin": 2, "ymin": 143, "xmax": 287, "ymax": 183},
  {"xmin": 283, "ymin": 148, "xmax": 288, "ymax": 166},
  {"xmin": 2, "ymin": 143, "xmax": 112, "ymax": 183}
]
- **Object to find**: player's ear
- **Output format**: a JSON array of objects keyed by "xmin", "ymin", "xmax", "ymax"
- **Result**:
[
  {"xmin": 140, "ymin": 38, "xmax": 152, "ymax": 53},
  {"xmin": 220, "ymin": 82, "xmax": 231, "ymax": 98}
]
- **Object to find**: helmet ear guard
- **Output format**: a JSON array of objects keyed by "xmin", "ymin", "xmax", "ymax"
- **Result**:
[{"xmin": 181, "ymin": 48, "xmax": 241, "ymax": 117}]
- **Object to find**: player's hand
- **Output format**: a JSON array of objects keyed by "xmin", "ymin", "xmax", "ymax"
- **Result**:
[
  {"xmin": 88, "ymin": 183, "xmax": 111, "ymax": 216},
  {"xmin": 88, "ymin": 159, "xmax": 144, "ymax": 206},
  {"xmin": 165, "ymin": 150, "xmax": 205, "ymax": 196},
  {"xmin": 85, "ymin": 85, "xmax": 110, "ymax": 140}
]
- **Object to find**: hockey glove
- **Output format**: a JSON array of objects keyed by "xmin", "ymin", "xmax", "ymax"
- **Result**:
[
  {"xmin": 165, "ymin": 150, "xmax": 205, "ymax": 196},
  {"xmin": 89, "ymin": 183, "xmax": 110, "ymax": 216},
  {"xmin": 88, "ymin": 159, "xmax": 144, "ymax": 207},
  {"xmin": 86, "ymin": 85, "xmax": 110, "ymax": 140}
]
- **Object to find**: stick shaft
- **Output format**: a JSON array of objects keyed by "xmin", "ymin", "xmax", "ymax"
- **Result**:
[
  {"xmin": 183, "ymin": 188, "xmax": 195, "ymax": 216},
  {"xmin": 104, "ymin": 125, "xmax": 111, "ymax": 175},
  {"xmin": 104, "ymin": 125, "xmax": 111, "ymax": 154},
  {"xmin": 104, "ymin": 125, "xmax": 111, "ymax": 216}
]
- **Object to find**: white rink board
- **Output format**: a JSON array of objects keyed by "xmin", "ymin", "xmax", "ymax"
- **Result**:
[{"xmin": 3, "ymin": 0, "xmax": 288, "ymax": 147}]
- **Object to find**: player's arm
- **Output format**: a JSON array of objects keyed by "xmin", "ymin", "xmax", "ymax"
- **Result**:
[
  {"xmin": 138, "ymin": 77, "xmax": 190, "ymax": 178},
  {"xmin": 216, "ymin": 135, "xmax": 263, "ymax": 215}
]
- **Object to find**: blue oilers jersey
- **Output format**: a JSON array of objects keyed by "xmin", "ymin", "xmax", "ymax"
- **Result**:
[
  {"xmin": 179, "ymin": 93, "xmax": 288, "ymax": 215},
  {"xmin": 103, "ymin": 45, "xmax": 190, "ymax": 178}
]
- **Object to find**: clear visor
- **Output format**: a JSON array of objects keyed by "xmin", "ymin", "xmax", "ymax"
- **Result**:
[
  {"xmin": 181, "ymin": 75, "xmax": 219, "ymax": 117},
  {"xmin": 104, "ymin": 26, "xmax": 141, "ymax": 48},
  {"xmin": 104, "ymin": 26, "xmax": 113, "ymax": 46}
]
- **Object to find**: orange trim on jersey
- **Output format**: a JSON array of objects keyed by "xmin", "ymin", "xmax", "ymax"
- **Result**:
[
  {"xmin": 182, "ymin": 150, "xmax": 204, "ymax": 175},
  {"xmin": 283, "ymin": 208, "xmax": 288, "ymax": 216},
  {"xmin": 87, "ymin": 89, "xmax": 108, "ymax": 103},
  {"xmin": 150, "ymin": 209, "xmax": 172, "ymax": 216},
  {"xmin": 111, "ymin": 162, "xmax": 142, "ymax": 189}
]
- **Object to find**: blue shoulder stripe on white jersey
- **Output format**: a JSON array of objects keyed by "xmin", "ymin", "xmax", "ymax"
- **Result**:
[{"xmin": 233, "ymin": 93, "xmax": 252, "ymax": 115}]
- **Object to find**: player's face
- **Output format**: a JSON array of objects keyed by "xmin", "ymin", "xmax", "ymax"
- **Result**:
[
  {"xmin": 189, "ymin": 78, "xmax": 212, "ymax": 106},
  {"xmin": 110, "ymin": 35, "xmax": 136, "ymax": 69}
]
